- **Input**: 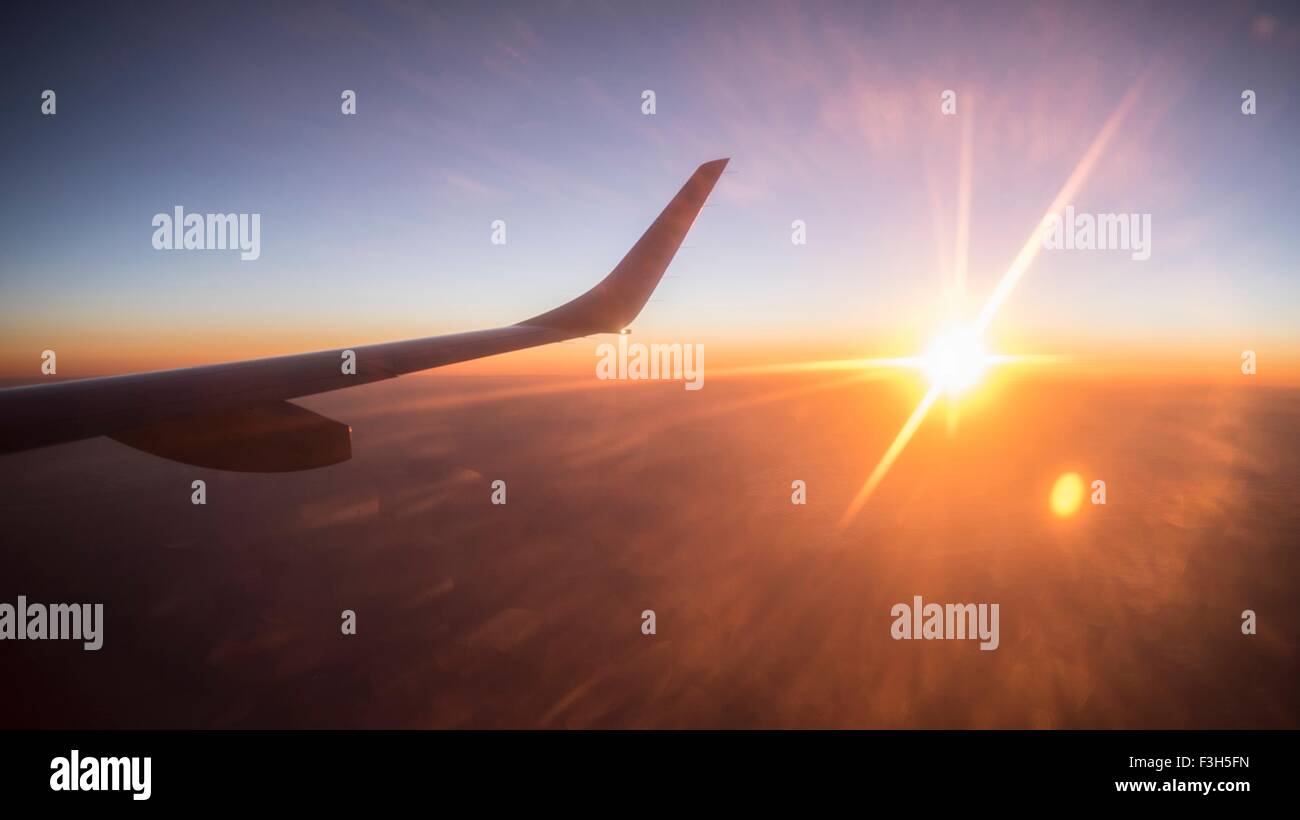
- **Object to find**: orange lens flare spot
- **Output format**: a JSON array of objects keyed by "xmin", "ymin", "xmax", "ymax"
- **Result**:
[{"xmin": 1050, "ymin": 472, "xmax": 1085, "ymax": 517}]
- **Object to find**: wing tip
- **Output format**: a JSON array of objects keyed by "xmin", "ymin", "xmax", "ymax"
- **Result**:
[
  {"xmin": 516, "ymin": 157, "xmax": 729, "ymax": 334},
  {"xmin": 698, "ymin": 157, "xmax": 730, "ymax": 175}
]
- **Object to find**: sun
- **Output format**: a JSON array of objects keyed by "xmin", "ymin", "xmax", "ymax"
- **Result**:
[{"xmin": 920, "ymin": 326, "xmax": 991, "ymax": 397}]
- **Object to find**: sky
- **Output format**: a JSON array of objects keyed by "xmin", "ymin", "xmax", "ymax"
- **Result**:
[
  {"xmin": 3, "ymin": 0, "xmax": 1299, "ymax": 378},
  {"xmin": 2, "ymin": 1, "xmax": 1298, "ymax": 733}
]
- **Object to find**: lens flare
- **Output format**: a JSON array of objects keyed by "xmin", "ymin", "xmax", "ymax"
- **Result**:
[{"xmin": 1050, "ymin": 472, "xmax": 1085, "ymax": 517}]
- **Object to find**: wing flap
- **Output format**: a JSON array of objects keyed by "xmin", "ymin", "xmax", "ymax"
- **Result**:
[{"xmin": 109, "ymin": 401, "xmax": 351, "ymax": 472}]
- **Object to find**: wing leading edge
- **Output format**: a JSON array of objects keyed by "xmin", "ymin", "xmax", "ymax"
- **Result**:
[{"xmin": 0, "ymin": 158, "xmax": 729, "ymax": 469}]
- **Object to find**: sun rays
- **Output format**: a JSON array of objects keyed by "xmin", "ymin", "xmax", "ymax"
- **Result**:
[{"xmin": 827, "ymin": 82, "xmax": 1145, "ymax": 526}]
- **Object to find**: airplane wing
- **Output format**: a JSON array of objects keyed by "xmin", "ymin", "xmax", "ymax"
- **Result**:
[{"xmin": 0, "ymin": 158, "xmax": 729, "ymax": 471}]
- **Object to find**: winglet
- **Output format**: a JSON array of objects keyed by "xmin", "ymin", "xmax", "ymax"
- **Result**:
[{"xmin": 518, "ymin": 158, "xmax": 728, "ymax": 334}]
